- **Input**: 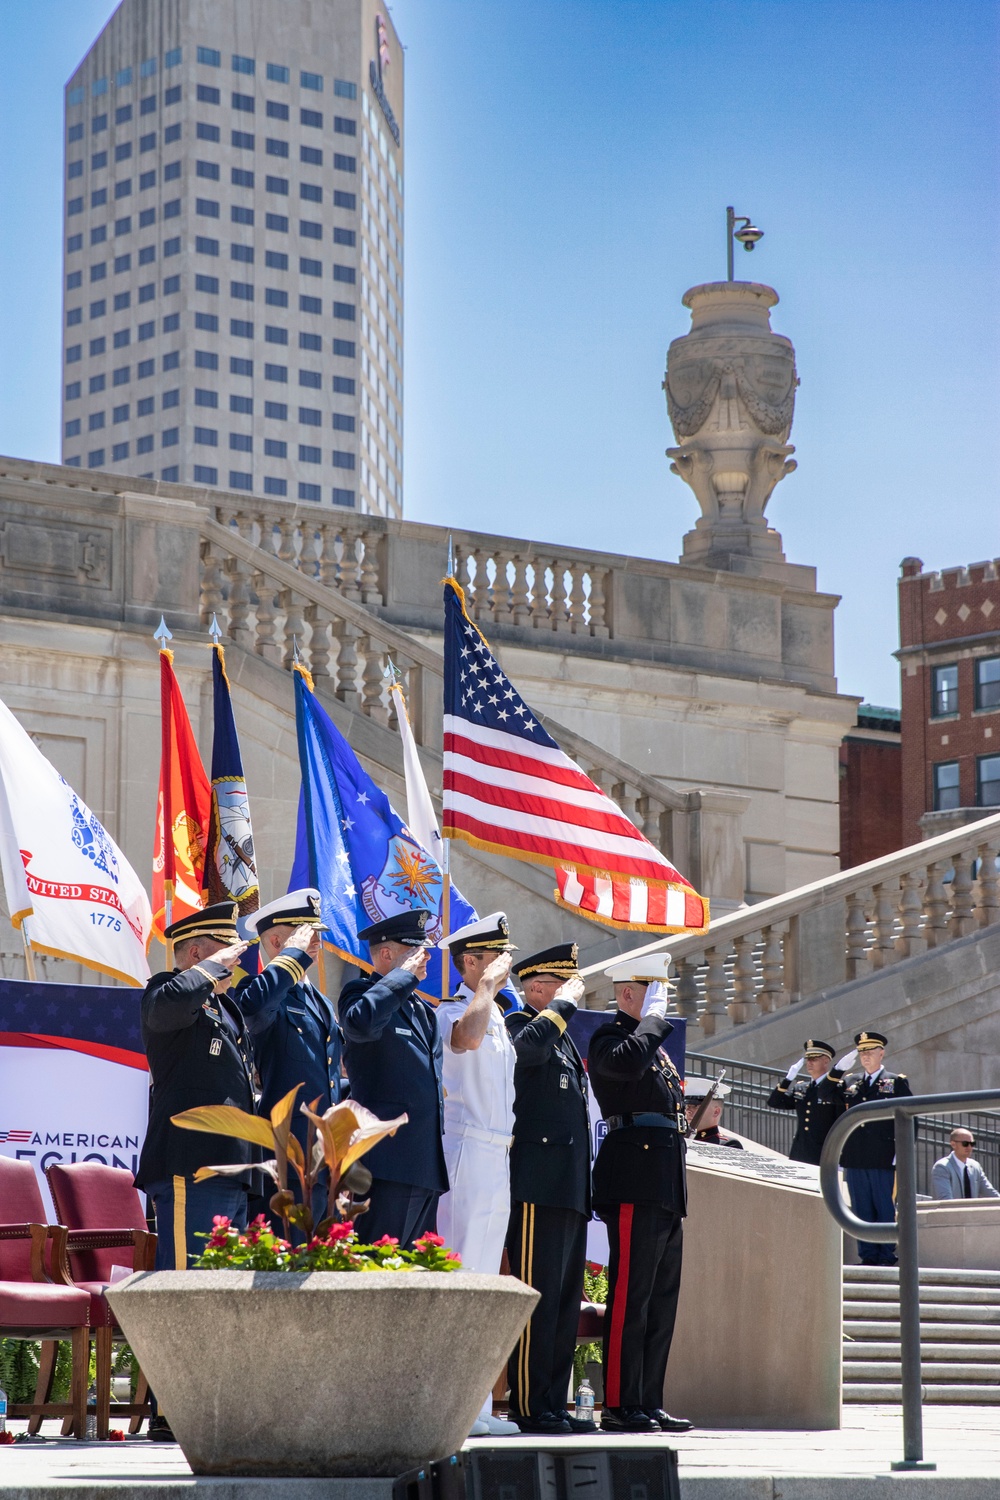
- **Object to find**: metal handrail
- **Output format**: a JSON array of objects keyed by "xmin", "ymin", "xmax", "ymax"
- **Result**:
[{"xmin": 819, "ymin": 1088, "xmax": 1000, "ymax": 1470}]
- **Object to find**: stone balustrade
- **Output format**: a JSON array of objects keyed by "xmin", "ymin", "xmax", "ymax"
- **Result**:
[{"xmin": 663, "ymin": 811, "xmax": 1000, "ymax": 1038}]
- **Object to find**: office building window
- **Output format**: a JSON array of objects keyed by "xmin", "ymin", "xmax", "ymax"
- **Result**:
[
  {"xmin": 195, "ymin": 389, "xmax": 219, "ymax": 407},
  {"xmin": 66, "ymin": 345, "xmax": 82, "ymax": 364},
  {"xmin": 230, "ymin": 433, "xmax": 252, "ymax": 452},
  {"xmin": 334, "ymin": 116, "xmax": 356, "ymax": 136},
  {"xmin": 68, "ymin": 159, "xmax": 84, "ymax": 179},
  {"xmin": 113, "ymin": 403, "xmax": 129, "ymax": 421},
  {"xmin": 332, "ymin": 451, "xmax": 355, "ymax": 469},
  {"xmin": 196, "ymin": 311, "xmax": 218, "ymax": 331},
  {"xmin": 140, "ymin": 58, "xmax": 157, "ymax": 78},
  {"xmin": 65, "ymin": 456, "xmax": 81, "ymax": 467},
  {"xmin": 116, "ymin": 178, "xmax": 133, "ymax": 198},
  {"xmin": 229, "ymin": 471, "xmax": 253, "ymax": 490},
  {"xmin": 165, "ymin": 122, "xmax": 182, "ymax": 143},
  {"xmin": 333, "ymin": 301, "xmax": 355, "ymax": 321},
  {"xmin": 140, "ymin": 95, "xmax": 157, "ymax": 115},
  {"xmin": 137, "ymin": 435, "xmax": 154, "ymax": 454},
  {"xmin": 231, "ymin": 280, "xmax": 254, "ymax": 300},
  {"xmin": 166, "ymin": 48, "xmax": 182, "ymax": 69},
  {"xmin": 333, "ymin": 264, "xmax": 355, "ymax": 283},
  {"xmin": 298, "ymin": 482, "xmax": 321, "ymax": 501},
  {"xmin": 232, "ymin": 205, "xmax": 254, "ymax": 225},
  {"xmin": 137, "ymin": 362, "xmax": 155, "ymax": 381},
  {"xmin": 299, "ymin": 370, "xmax": 321, "ymax": 389},
  {"xmin": 66, "ymin": 381, "xmax": 82, "ymax": 399},
  {"xmin": 112, "ymin": 441, "xmax": 129, "ymax": 461},
  {"xmin": 90, "ymin": 336, "xmax": 107, "ymax": 356},
  {"xmin": 266, "ymin": 175, "xmax": 289, "ymax": 195},
  {"xmin": 92, "ymin": 150, "xmax": 109, "ymax": 170},
  {"xmin": 333, "ymin": 153, "xmax": 356, "ymax": 173},
  {"xmin": 162, "ymin": 428, "xmax": 180, "ymax": 447},
  {"xmin": 230, "ymin": 394, "xmax": 253, "ymax": 414},
  {"xmin": 333, "ymin": 339, "xmax": 355, "ymax": 357},
  {"xmin": 68, "ymin": 122, "xmax": 84, "ymax": 142},
  {"xmin": 230, "ymin": 318, "xmax": 254, "ymax": 338},
  {"xmin": 266, "ymin": 138, "xmax": 289, "ymax": 158},
  {"xmin": 265, "ymin": 364, "xmax": 287, "ymax": 383},
  {"xmin": 332, "ymin": 375, "xmax": 355, "ymax": 394},
  {"xmin": 232, "ymin": 130, "xmax": 255, "ymax": 150},
  {"xmin": 267, "ymin": 63, "xmax": 289, "ymax": 84},
  {"xmin": 67, "ymin": 270, "xmax": 83, "ymax": 290},
  {"xmin": 232, "ymin": 93, "xmax": 255, "ymax": 113},
  {"xmin": 931, "ymin": 664, "xmax": 958, "ymax": 717},
  {"xmin": 197, "ymin": 122, "xmax": 221, "ymax": 144},
  {"xmin": 299, "ymin": 406, "xmax": 321, "ymax": 425},
  {"xmin": 195, "ymin": 350, "xmax": 219, "ymax": 370},
  {"xmin": 196, "ymin": 273, "xmax": 219, "ymax": 294},
  {"xmin": 198, "ymin": 46, "xmax": 221, "ymax": 67},
  {"xmin": 68, "ymin": 197, "xmax": 84, "ymax": 216},
  {"xmin": 301, "ymin": 153, "xmax": 322, "ymax": 173},
  {"xmin": 266, "ymin": 287, "xmax": 289, "ymax": 308},
  {"xmin": 233, "ymin": 55, "xmax": 255, "ymax": 75},
  {"xmin": 266, "ymin": 250, "xmax": 289, "ymax": 270},
  {"xmin": 92, "ymin": 110, "xmax": 108, "ymax": 129},
  {"xmin": 163, "ymin": 312, "xmax": 180, "ymax": 333},
  {"xmin": 332, "ymin": 487, "xmax": 355, "ymax": 507},
  {"xmin": 138, "ymin": 282, "xmax": 155, "ymax": 303},
  {"xmin": 89, "ymin": 412, "xmax": 105, "ymax": 431},
  {"xmin": 164, "ymin": 274, "xmax": 180, "ymax": 294},
  {"xmin": 164, "ymin": 236, "xmax": 181, "ymax": 256},
  {"xmin": 161, "ymin": 466, "xmax": 179, "ymax": 481},
  {"xmin": 197, "ymin": 236, "xmax": 220, "ymax": 256},
  {"xmin": 197, "ymin": 84, "xmax": 221, "ymax": 105},
  {"xmin": 232, "ymin": 244, "xmax": 255, "ymax": 262},
  {"xmin": 933, "ymin": 760, "xmax": 961, "ymax": 812},
  {"xmin": 113, "ymin": 359, "xmax": 130, "ymax": 378},
  {"xmin": 197, "ymin": 197, "xmax": 220, "ymax": 218},
  {"xmin": 231, "ymin": 356, "xmax": 254, "ymax": 376},
  {"xmin": 975, "ymin": 658, "xmax": 1000, "ymax": 712},
  {"xmin": 265, "ymin": 325, "xmax": 288, "ymax": 344},
  {"xmin": 162, "ymin": 388, "xmax": 180, "ymax": 409},
  {"xmin": 300, "ymin": 220, "xmax": 322, "ymax": 239},
  {"xmin": 165, "ymin": 85, "xmax": 182, "ymax": 106},
  {"xmin": 194, "ymin": 465, "xmax": 218, "ymax": 484},
  {"xmin": 299, "ymin": 331, "xmax": 322, "ymax": 351},
  {"xmin": 87, "ymin": 449, "xmax": 106, "ymax": 469},
  {"xmin": 299, "ymin": 445, "xmax": 321, "ymax": 464},
  {"xmin": 67, "ymin": 307, "xmax": 83, "ymax": 326},
  {"xmin": 300, "ymin": 179, "xmax": 322, "ymax": 199},
  {"xmin": 301, "ymin": 108, "xmax": 322, "ymax": 129},
  {"xmin": 333, "ymin": 190, "xmax": 356, "ymax": 210},
  {"xmin": 92, "ymin": 188, "xmax": 108, "ymax": 207},
  {"xmin": 299, "ymin": 257, "xmax": 322, "ymax": 278},
  {"xmin": 65, "ymin": 419, "xmax": 81, "ymax": 437},
  {"xmin": 67, "ymin": 234, "xmax": 83, "ymax": 252},
  {"xmin": 264, "ymin": 438, "xmax": 287, "ymax": 458},
  {"xmin": 164, "ymin": 199, "xmax": 181, "ymax": 218},
  {"xmin": 232, "ymin": 167, "xmax": 255, "ymax": 188},
  {"xmin": 267, "ymin": 100, "xmax": 290, "ymax": 121},
  {"xmin": 266, "ymin": 213, "xmax": 289, "ymax": 233},
  {"xmin": 91, "ymin": 226, "xmax": 108, "ymax": 246},
  {"xmin": 114, "ymin": 142, "xmax": 132, "ymax": 162},
  {"xmin": 264, "ymin": 401, "xmax": 287, "ymax": 419},
  {"xmin": 977, "ymin": 754, "xmax": 1000, "ymax": 807},
  {"xmin": 194, "ymin": 427, "xmax": 218, "ymax": 446},
  {"xmin": 139, "ymin": 208, "xmax": 156, "ymax": 228},
  {"xmin": 89, "ymin": 374, "xmax": 106, "ymax": 393},
  {"xmin": 334, "ymin": 80, "xmax": 357, "ymax": 100},
  {"xmin": 332, "ymin": 413, "xmax": 355, "ymax": 432},
  {"xmin": 301, "ymin": 71, "xmax": 322, "ymax": 91},
  {"xmin": 264, "ymin": 476, "xmax": 287, "ymax": 495},
  {"xmin": 138, "ymin": 321, "xmax": 155, "ymax": 341},
  {"xmin": 197, "ymin": 160, "xmax": 220, "ymax": 180},
  {"xmin": 300, "ymin": 294, "xmax": 322, "ymax": 315}
]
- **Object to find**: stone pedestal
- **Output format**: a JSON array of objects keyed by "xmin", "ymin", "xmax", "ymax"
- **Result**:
[
  {"xmin": 665, "ymin": 282, "xmax": 799, "ymax": 578},
  {"xmin": 917, "ymin": 1200, "xmax": 1000, "ymax": 1270},
  {"xmin": 663, "ymin": 1142, "xmax": 842, "ymax": 1428}
]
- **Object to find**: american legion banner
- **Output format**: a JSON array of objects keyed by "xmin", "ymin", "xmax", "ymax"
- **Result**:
[{"xmin": 0, "ymin": 978, "xmax": 148, "ymax": 1213}]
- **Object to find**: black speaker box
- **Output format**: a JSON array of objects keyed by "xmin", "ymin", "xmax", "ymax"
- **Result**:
[
  {"xmin": 563, "ymin": 1448, "xmax": 680, "ymax": 1500},
  {"xmin": 464, "ymin": 1448, "xmax": 562, "ymax": 1500}
]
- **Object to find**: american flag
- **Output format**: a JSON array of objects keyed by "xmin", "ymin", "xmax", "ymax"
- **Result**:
[{"xmin": 441, "ymin": 579, "xmax": 709, "ymax": 934}]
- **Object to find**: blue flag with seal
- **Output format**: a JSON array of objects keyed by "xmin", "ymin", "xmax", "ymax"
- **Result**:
[
  {"xmin": 289, "ymin": 665, "xmax": 518, "ymax": 1008},
  {"xmin": 205, "ymin": 643, "xmax": 260, "ymax": 916}
]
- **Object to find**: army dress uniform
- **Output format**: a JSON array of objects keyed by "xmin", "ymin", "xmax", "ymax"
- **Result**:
[
  {"xmin": 236, "ymin": 890, "xmax": 343, "ymax": 1226},
  {"xmin": 767, "ymin": 1039, "xmax": 845, "ymax": 1166},
  {"xmin": 504, "ymin": 945, "xmax": 592, "ymax": 1433},
  {"xmin": 340, "ymin": 910, "xmax": 447, "ymax": 1247},
  {"xmin": 136, "ymin": 904, "xmax": 257, "ymax": 1271},
  {"xmin": 588, "ymin": 959, "xmax": 688, "ymax": 1429},
  {"xmin": 838, "ymin": 1028, "xmax": 913, "ymax": 1266}
]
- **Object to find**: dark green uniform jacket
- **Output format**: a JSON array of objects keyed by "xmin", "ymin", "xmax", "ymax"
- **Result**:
[{"xmin": 506, "ymin": 996, "xmax": 591, "ymax": 1215}]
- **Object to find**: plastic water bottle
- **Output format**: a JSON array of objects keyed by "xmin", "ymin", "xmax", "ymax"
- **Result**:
[
  {"xmin": 575, "ymin": 1378, "xmax": 595, "ymax": 1424},
  {"xmin": 0, "ymin": 1383, "xmax": 7, "ymax": 1433},
  {"xmin": 86, "ymin": 1385, "xmax": 97, "ymax": 1440}
]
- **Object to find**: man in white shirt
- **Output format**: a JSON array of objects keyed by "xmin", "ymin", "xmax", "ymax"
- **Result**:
[
  {"xmin": 437, "ymin": 911, "xmax": 518, "ymax": 1437},
  {"xmin": 932, "ymin": 1129, "xmax": 1000, "ymax": 1199}
]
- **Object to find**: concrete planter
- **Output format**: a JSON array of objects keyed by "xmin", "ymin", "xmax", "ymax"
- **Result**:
[{"xmin": 107, "ymin": 1270, "xmax": 538, "ymax": 1477}]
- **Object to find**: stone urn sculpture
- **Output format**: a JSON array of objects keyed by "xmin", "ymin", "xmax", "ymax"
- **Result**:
[
  {"xmin": 108, "ymin": 1269, "xmax": 538, "ymax": 1477},
  {"xmin": 664, "ymin": 281, "xmax": 798, "ymax": 573}
]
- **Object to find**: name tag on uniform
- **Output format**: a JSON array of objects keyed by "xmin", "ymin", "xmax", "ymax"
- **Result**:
[
  {"xmin": 209, "ymin": 1038, "xmax": 222, "ymax": 1056},
  {"xmin": 288, "ymin": 1007, "xmax": 308, "ymax": 1016},
  {"xmin": 395, "ymin": 1027, "xmax": 413, "ymax": 1036}
]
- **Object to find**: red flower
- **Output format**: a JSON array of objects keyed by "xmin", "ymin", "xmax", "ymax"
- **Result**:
[
  {"xmin": 325, "ymin": 1222, "xmax": 354, "ymax": 1243},
  {"xmin": 250, "ymin": 1214, "xmax": 268, "ymax": 1228},
  {"xmin": 415, "ymin": 1232, "xmax": 445, "ymax": 1247},
  {"xmin": 109, "ymin": 1429, "xmax": 126, "ymax": 1441},
  {"xmin": 373, "ymin": 1235, "xmax": 400, "ymax": 1247},
  {"xmin": 445, "ymin": 1251, "xmax": 462, "ymax": 1263},
  {"xmin": 212, "ymin": 1215, "xmax": 232, "ymax": 1229}
]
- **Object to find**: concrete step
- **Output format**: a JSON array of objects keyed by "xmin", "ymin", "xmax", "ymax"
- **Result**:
[
  {"xmin": 844, "ymin": 1340, "xmax": 1000, "ymax": 1362},
  {"xmin": 844, "ymin": 1299, "xmax": 1000, "ymax": 1323},
  {"xmin": 845, "ymin": 1361, "xmax": 1000, "ymax": 1383},
  {"xmin": 851, "ymin": 1326, "xmax": 1000, "ymax": 1350},
  {"xmin": 844, "ymin": 1282, "xmax": 1000, "ymax": 1306},
  {"xmin": 844, "ymin": 1382, "xmax": 1000, "ymax": 1404},
  {"xmin": 844, "ymin": 1265, "xmax": 1000, "ymax": 1288}
]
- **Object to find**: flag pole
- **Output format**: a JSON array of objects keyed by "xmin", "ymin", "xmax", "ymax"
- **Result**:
[
  {"xmin": 20, "ymin": 922, "xmax": 37, "ymax": 982},
  {"xmin": 156, "ymin": 617, "xmax": 175, "ymax": 968}
]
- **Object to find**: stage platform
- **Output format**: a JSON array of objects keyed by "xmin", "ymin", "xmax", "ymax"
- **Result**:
[{"xmin": 2, "ymin": 1406, "xmax": 998, "ymax": 1499}]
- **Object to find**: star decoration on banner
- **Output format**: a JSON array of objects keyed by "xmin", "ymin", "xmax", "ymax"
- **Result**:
[{"xmin": 452, "ymin": 620, "xmax": 553, "ymax": 745}]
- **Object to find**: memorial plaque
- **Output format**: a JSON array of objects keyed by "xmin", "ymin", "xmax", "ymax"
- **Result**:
[{"xmin": 686, "ymin": 1139, "xmax": 822, "ymax": 1192}]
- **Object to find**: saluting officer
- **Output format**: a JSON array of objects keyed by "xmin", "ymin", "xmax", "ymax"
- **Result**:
[
  {"xmin": 587, "ymin": 956, "xmax": 692, "ymax": 1436},
  {"xmin": 339, "ymin": 910, "xmax": 446, "ymax": 1247},
  {"xmin": 837, "ymin": 1028, "xmax": 913, "ymax": 1267},
  {"xmin": 236, "ymin": 889, "xmax": 342, "ymax": 1225},
  {"xmin": 136, "ymin": 902, "xmax": 255, "ymax": 1263},
  {"xmin": 505, "ymin": 944, "xmax": 595, "ymax": 1436},
  {"xmin": 766, "ymin": 1039, "xmax": 845, "ymax": 1165}
]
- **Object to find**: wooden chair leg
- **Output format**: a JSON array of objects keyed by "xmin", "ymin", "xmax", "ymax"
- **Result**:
[
  {"xmin": 28, "ymin": 1341, "xmax": 58, "ymax": 1435},
  {"xmin": 70, "ymin": 1326, "xmax": 89, "ymax": 1439},
  {"xmin": 95, "ymin": 1325, "xmax": 112, "ymax": 1440},
  {"xmin": 130, "ymin": 1369, "xmax": 150, "ymax": 1435}
]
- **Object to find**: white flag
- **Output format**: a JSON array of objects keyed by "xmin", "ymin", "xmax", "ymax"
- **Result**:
[
  {"xmin": 0, "ymin": 696, "xmax": 152, "ymax": 986},
  {"xmin": 388, "ymin": 683, "xmax": 444, "ymax": 866}
]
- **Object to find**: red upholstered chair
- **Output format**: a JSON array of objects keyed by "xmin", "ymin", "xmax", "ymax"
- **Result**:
[
  {"xmin": 0, "ymin": 1156, "xmax": 89, "ymax": 1437},
  {"xmin": 45, "ymin": 1162, "xmax": 156, "ymax": 1438}
]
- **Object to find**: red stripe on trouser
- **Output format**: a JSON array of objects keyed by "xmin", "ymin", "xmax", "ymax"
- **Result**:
[{"xmin": 605, "ymin": 1203, "xmax": 634, "ymax": 1407}]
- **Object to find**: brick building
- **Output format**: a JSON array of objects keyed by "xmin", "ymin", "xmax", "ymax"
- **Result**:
[
  {"xmin": 839, "ymin": 704, "xmax": 901, "ymax": 868},
  {"xmin": 898, "ymin": 556, "xmax": 1000, "ymax": 844}
]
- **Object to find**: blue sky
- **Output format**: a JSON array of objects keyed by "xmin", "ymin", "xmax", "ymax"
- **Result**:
[{"xmin": 1, "ymin": 0, "xmax": 997, "ymax": 708}]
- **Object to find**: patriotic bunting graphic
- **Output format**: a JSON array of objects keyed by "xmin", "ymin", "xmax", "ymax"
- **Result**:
[{"xmin": 441, "ymin": 579, "xmax": 709, "ymax": 934}]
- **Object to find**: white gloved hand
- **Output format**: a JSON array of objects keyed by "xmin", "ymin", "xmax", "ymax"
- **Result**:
[
  {"xmin": 645, "ymin": 998, "xmax": 671, "ymax": 1021},
  {"xmin": 836, "ymin": 1048, "xmax": 859, "ymax": 1071},
  {"xmin": 785, "ymin": 1057, "xmax": 805, "ymax": 1082},
  {"xmin": 554, "ymin": 976, "xmax": 584, "ymax": 1010}
]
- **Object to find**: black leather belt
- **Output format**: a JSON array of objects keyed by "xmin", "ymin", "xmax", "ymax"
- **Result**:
[{"xmin": 605, "ymin": 1112, "xmax": 678, "ymax": 1131}]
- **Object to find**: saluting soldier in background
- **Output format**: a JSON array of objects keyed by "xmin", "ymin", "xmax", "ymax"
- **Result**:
[
  {"xmin": 683, "ymin": 1077, "xmax": 743, "ymax": 1148},
  {"xmin": 235, "ymin": 889, "xmax": 342, "ymax": 1226},
  {"xmin": 837, "ymin": 1028, "xmax": 913, "ymax": 1266},
  {"xmin": 135, "ymin": 902, "xmax": 253, "ymax": 1442},
  {"xmin": 766, "ymin": 1039, "xmax": 845, "ymax": 1165},
  {"xmin": 339, "ymin": 910, "xmax": 446, "ymax": 1247},
  {"xmin": 587, "ymin": 956, "xmax": 693, "ymax": 1436},
  {"xmin": 505, "ymin": 944, "xmax": 595, "ymax": 1436}
]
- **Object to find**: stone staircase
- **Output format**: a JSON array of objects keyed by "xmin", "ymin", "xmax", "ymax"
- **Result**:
[{"xmin": 843, "ymin": 1266, "xmax": 1000, "ymax": 1404}]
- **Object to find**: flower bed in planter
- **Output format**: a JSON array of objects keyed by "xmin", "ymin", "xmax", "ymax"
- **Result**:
[{"xmin": 107, "ymin": 1268, "xmax": 538, "ymax": 1477}]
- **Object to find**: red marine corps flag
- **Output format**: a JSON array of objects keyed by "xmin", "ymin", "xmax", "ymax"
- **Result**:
[
  {"xmin": 441, "ymin": 579, "xmax": 708, "ymax": 934},
  {"xmin": 152, "ymin": 624, "xmax": 211, "ymax": 942}
]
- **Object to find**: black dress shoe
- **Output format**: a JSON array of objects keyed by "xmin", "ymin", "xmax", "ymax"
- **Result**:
[
  {"xmin": 645, "ymin": 1408, "xmax": 694, "ymax": 1433},
  {"xmin": 600, "ymin": 1407, "xmax": 658, "ymax": 1433},
  {"xmin": 560, "ymin": 1410, "xmax": 599, "ymax": 1433},
  {"xmin": 512, "ymin": 1411, "xmax": 573, "ymax": 1435},
  {"xmin": 148, "ymin": 1414, "xmax": 175, "ymax": 1442}
]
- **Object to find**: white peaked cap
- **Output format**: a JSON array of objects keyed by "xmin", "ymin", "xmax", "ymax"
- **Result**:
[
  {"xmin": 244, "ymin": 887, "xmax": 322, "ymax": 937},
  {"xmin": 603, "ymin": 953, "xmax": 672, "ymax": 984},
  {"xmin": 684, "ymin": 1076, "xmax": 731, "ymax": 1100}
]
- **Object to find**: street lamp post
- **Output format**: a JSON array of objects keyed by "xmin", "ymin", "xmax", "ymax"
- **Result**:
[{"xmin": 726, "ymin": 206, "xmax": 764, "ymax": 279}]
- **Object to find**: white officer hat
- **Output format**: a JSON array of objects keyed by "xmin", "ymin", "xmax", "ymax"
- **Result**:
[
  {"xmin": 603, "ymin": 953, "xmax": 672, "ymax": 984},
  {"xmin": 438, "ymin": 911, "xmax": 517, "ymax": 955},
  {"xmin": 684, "ymin": 1076, "xmax": 731, "ymax": 1100},
  {"xmin": 244, "ymin": 888, "xmax": 323, "ymax": 937}
]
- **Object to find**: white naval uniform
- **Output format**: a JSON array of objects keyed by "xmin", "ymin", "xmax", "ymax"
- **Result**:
[{"xmin": 436, "ymin": 982, "xmax": 516, "ymax": 1273}]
